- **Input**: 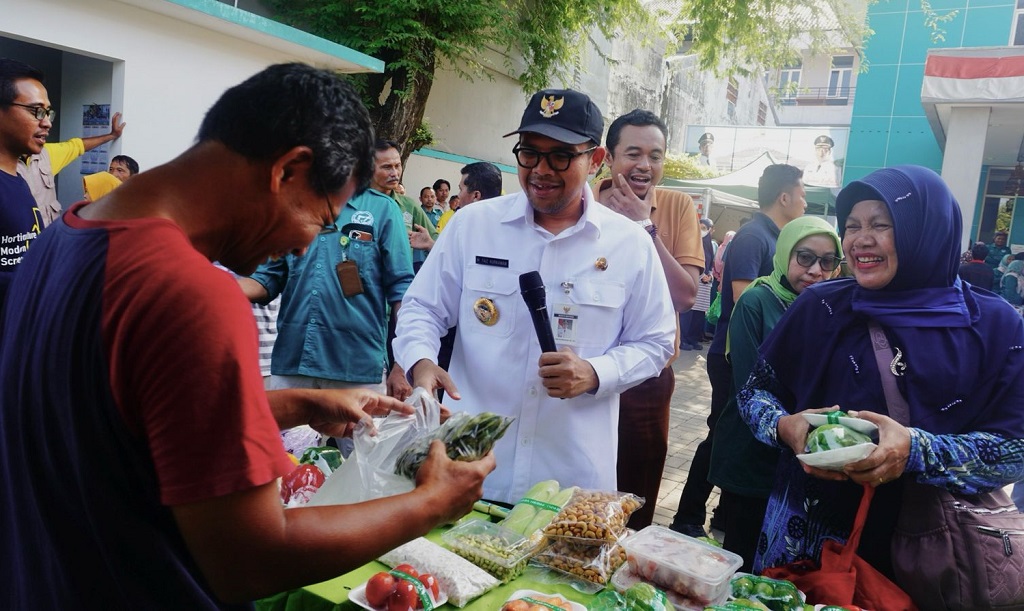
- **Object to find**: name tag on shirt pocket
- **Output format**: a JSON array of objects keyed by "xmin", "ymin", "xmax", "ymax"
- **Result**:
[
  {"xmin": 563, "ymin": 278, "xmax": 626, "ymax": 346},
  {"xmin": 463, "ymin": 265, "xmax": 519, "ymax": 338}
]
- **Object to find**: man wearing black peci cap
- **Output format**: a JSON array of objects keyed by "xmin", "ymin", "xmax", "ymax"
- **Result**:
[{"xmin": 395, "ymin": 89, "xmax": 676, "ymax": 504}]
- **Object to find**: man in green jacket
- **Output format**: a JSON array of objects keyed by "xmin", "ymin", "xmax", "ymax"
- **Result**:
[{"xmin": 370, "ymin": 140, "xmax": 437, "ymax": 271}]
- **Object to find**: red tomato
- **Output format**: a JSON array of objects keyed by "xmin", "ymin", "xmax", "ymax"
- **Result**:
[
  {"xmin": 365, "ymin": 572, "xmax": 396, "ymax": 608},
  {"xmin": 387, "ymin": 581, "xmax": 418, "ymax": 611},
  {"xmin": 392, "ymin": 563, "xmax": 419, "ymax": 579},
  {"xmin": 416, "ymin": 573, "xmax": 439, "ymax": 601}
]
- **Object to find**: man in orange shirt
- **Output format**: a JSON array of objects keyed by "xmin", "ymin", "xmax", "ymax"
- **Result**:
[{"xmin": 596, "ymin": 109, "xmax": 704, "ymax": 528}]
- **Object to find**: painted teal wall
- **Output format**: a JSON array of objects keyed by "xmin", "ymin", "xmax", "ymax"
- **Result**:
[{"xmin": 845, "ymin": 0, "xmax": 1016, "ymax": 185}]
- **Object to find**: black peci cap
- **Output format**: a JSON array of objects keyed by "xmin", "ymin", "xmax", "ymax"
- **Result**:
[{"xmin": 504, "ymin": 89, "xmax": 603, "ymax": 145}]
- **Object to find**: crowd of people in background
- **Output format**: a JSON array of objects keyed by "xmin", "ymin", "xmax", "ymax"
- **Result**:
[
  {"xmin": 2, "ymin": 54, "xmax": 1023, "ymax": 610},
  {"xmin": 958, "ymin": 230, "xmax": 1024, "ymax": 313}
]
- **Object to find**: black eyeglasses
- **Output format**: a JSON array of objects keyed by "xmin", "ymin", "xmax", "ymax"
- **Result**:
[
  {"xmin": 317, "ymin": 177, "xmax": 339, "ymax": 234},
  {"xmin": 793, "ymin": 250, "xmax": 843, "ymax": 272},
  {"xmin": 319, "ymin": 194, "xmax": 339, "ymax": 234},
  {"xmin": 512, "ymin": 144, "xmax": 597, "ymax": 172},
  {"xmin": 6, "ymin": 103, "xmax": 56, "ymax": 122}
]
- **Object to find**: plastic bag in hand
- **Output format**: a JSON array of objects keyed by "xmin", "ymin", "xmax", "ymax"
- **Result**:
[{"xmin": 307, "ymin": 387, "xmax": 441, "ymax": 506}]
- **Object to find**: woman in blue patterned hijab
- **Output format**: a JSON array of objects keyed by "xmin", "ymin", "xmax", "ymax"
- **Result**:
[{"xmin": 736, "ymin": 165, "xmax": 1024, "ymax": 587}]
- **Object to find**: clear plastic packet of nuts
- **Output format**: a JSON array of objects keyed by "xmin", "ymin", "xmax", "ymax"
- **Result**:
[
  {"xmin": 541, "ymin": 489, "xmax": 643, "ymax": 545},
  {"xmin": 529, "ymin": 537, "xmax": 629, "ymax": 594}
]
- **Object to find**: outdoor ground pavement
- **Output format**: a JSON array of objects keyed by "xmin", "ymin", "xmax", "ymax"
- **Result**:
[{"xmin": 650, "ymin": 341, "xmax": 721, "ymax": 533}]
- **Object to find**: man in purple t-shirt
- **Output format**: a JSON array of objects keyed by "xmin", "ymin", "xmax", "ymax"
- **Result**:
[{"xmin": 0, "ymin": 58, "xmax": 52, "ymax": 304}]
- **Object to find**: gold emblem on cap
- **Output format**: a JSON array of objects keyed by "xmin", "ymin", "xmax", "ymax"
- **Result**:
[
  {"xmin": 539, "ymin": 95, "xmax": 564, "ymax": 118},
  {"xmin": 595, "ymin": 257, "xmax": 608, "ymax": 271},
  {"xmin": 473, "ymin": 298, "xmax": 499, "ymax": 326}
]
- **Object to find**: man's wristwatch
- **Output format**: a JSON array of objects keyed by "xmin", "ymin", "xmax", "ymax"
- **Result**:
[{"xmin": 636, "ymin": 218, "xmax": 657, "ymax": 239}]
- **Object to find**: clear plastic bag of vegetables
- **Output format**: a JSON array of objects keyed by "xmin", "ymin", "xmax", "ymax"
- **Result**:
[
  {"xmin": 308, "ymin": 387, "xmax": 440, "ymax": 506},
  {"xmin": 394, "ymin": 410, "xmax": 514, "ymax": 479}
]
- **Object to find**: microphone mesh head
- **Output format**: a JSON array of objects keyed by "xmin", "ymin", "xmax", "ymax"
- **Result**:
[{"xmin": 519, "ymin": 271, "xmax": 546, "ymax": 308}]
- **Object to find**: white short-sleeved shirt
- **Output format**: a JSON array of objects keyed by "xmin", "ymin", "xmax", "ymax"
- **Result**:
[{"xmin": 395, "ymin": 187, "xmax": 676, "ymax": 503}]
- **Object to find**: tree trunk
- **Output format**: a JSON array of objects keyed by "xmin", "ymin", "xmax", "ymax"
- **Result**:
[{"xmin": 365, "ymin": 41, "xmax": 437, "ymax": 167}]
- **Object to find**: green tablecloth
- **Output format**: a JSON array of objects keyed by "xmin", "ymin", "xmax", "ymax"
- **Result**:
[{"xmin": 255, "ymin": 512, "xmax": 601, "ymax": 611}]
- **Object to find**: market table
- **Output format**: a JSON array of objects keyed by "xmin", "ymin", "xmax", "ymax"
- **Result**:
[{"xmin": 255, "ymin": 511, "xmax": 601, "ymax": 611}]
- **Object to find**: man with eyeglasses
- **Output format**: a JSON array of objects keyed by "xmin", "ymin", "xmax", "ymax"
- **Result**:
[
  {"xmin": 0, "ymin": 59, "xmax": 51, "ymax": 306},
  {"xmin": 670, "ymin": 163, "xmax": 806, "ymax": 539},
  {"xmin": 595, "ymin": 108, "xmax": 705, "ymax": 529},
  {"xmin": 19, "ymin": 109, "xmax": 126, "ymax": 227},
  {"xmin": 395, "ymin": 88, "xmax": 676, "ymax": 504},
  {"xmin": 0, "ymin": 62, "xmax": 493, "ymax": 609}
]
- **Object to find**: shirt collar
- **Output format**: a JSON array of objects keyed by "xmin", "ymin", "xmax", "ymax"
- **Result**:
[{"xmin": 501, "ymin": 184, "xmax": 602, "ymax": 237}]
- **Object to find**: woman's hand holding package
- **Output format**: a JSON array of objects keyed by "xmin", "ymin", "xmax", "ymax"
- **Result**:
[{"xmin": 842, "ymin": 410, "xmax": 911, "ymax": 487}]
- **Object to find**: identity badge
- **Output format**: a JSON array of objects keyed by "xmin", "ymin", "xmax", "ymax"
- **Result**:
[{"xmin": 553, "ymin": 303, "xmax": 579, "ymax": 344}]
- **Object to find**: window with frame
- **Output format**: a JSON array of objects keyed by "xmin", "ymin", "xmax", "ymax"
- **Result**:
[
  {"xmin": 828, "ymin": 56, "xmax": 854, "ymax": 98},
  {"xmin": 778, "ymin": 64, "xmax": 802, "ymax": 98},
  {"xmin": 1013, "ymin": 0, "xmax": 1024, "ymax": 45},
  {"xmin": 757, "ymin": 102, "xmax": 767, "ymax": 126},
  {"xmin": 726, "ymin": 77, "xmax": 739, "ymax": 117}
]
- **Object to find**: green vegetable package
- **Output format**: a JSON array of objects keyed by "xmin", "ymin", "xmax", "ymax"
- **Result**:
[
  {"xmin": 395, "ymin": 410, "xmax": 514, "ymax": 478},
  {"xmin": 804, "ymin": 423, "xmax": 872, "ymax": 453}
]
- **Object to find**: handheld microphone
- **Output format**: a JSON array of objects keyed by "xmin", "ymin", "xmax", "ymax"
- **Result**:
[{"xmin": 519, "ymin": 271, "xmax": 557, "ymax": 353}]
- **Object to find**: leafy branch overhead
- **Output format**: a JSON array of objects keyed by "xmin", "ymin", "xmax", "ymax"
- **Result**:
[{"xmin": 268, "ymin": 0, "xmax": 649, "ymax": 159}]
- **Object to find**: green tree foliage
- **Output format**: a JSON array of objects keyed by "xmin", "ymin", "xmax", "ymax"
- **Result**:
[
  {"xmin": 267, "ymin": 0, "xmax": 649, "ymax": 161},
  {"xmin": 669, "ymin": 0, "xmax": 873, "ymax": 77},
  {"xmin": 663, "ymin": 153, "xmax": 718, "ymax": 180}
]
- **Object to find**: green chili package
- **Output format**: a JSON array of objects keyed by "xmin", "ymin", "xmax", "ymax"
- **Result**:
[{"xmin": 395, "ymin": 410, "xmax": 514, "ymax": 479}]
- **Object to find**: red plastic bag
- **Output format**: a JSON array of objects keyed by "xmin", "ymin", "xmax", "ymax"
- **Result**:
[{"xmin": 762, "ymin": 484, "xmax": 916, "ymax": 610}]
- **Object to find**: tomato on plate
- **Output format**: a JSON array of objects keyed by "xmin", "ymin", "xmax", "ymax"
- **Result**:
[
  {"xmin": 417, "ymin": 573, "xmax": 439, "ymax": 601},
  {"xmin": 365, "ymin": 572, "xmax": 396, "ymax": 608},
  {"xmin": 392, "ymin": 563, "xmax": 419, "ymax": 579},
  {"xmin": 387, "ymin": 580, "xmax": 419, "ymax": 611}
]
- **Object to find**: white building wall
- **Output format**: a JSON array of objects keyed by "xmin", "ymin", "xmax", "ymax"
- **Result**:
[{"xmin": 1, "ymin": 0, "xmax": 343, "ymax": 201}]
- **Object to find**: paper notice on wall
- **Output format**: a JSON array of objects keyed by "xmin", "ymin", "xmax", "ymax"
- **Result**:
[{"xmin": 80, "ymin": 104, "xmax": 110, "ymax": 175}]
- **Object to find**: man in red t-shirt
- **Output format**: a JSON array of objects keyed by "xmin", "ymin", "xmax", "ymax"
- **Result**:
[{"xmin": 0, "ymin": 63, "xmax": 494, "ymax": 610}]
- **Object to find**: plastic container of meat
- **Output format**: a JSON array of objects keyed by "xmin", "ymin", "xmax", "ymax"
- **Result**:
[{"xmin": 623, "ymin": 525, "xmax": 742, "ymax": 607}]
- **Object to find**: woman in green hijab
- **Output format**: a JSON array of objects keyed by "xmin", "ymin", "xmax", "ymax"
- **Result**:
[{"xmin": 707, "ymin": 216, "xmax": 842, "ymax": 571}]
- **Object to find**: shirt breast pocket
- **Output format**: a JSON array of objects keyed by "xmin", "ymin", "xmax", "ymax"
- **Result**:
[
  {"xmin": 347, "ymin": 239, "xmax": 381, "ymax": 281},
  {"xmin": 39, "ymin": 166, "xmax": 55, "ymax": 189},
  {"xmin": 564, "ymin": 278, "xmax": 627, "ymax": 347},
  {"xmin": 462, "ymin": 265, "xmax": 519, "ymax": 338}
]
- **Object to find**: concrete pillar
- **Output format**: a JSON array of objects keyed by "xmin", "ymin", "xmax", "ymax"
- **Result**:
[{"xmin": 940, "ymin": 106, "xmax": 990, "ymax": 248}]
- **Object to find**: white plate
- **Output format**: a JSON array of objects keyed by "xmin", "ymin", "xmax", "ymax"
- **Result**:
[
  {"xmin": 349, "ymin": 581, "xmax": 448, "ymax": 610},
  {"xmin": 797, "ymin": 442, "xmax": 877, "ymax": 471},
  {"xmin": 802, "ymin": 413, "xmax": 878, "ymax": 436},
  {"xmin": 504, "ymin": 589, "xmax": 587, "ymax": 611}
]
